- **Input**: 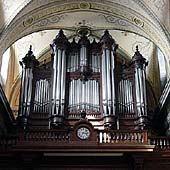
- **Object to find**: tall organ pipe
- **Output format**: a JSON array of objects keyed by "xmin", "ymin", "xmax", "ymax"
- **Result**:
[
  {"xmin": 91, "ymin": 39, "xmax": 100, "ymax": 72},
  {"xmin": 18, "ymin": 46, "xmax": 39, "ymax": 128},
  {"xmin": 131, "ymin": 46, "xmax": 148, "ymax": 129},
  {"xmin": 50, "ymin": 30, "xmax": 68, "ymax": 127},
  {"xmin": 78, "ymin": 35, "xmax": 90, "ymax": 80},
  {"xmin": 100, "ymin": 30, "xmax": 118, "ymax": 128},
  {"xmin": 101, "ymin": 51, "xmax": 107, "ymax": 116}
]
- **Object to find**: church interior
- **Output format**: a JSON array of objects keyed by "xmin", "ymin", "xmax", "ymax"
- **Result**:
[{"xmin": 0, "ymin": 0, "xmax": 170, "ymax": 169}]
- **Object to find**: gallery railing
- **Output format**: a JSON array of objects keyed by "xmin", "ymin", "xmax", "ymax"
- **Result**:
[{"xmin": 0, "ymin": 129, "xmax": 170, "ymax": 149}]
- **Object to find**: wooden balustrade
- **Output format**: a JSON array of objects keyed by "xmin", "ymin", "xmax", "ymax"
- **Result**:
[
  {"xmin": 23, "ymin": 130, "xmax": 70, "ymax": 142},
  {"xmin": 149, "ymin": 136, "xmax": 170, "ymax": 149},
  {"xmin": 0, "ymin": 136, "xmax": 17, "ymax": 148},
  {"xmin": 1, "ymin": 129, "xmax": 170, "ymax": 150},
  {"xmin": 98, "ymin": 130, "xmax": 148, "ymax": 144}
]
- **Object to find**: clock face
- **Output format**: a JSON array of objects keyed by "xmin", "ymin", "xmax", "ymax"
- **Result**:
[{"xmin": 77, "ymin": 127, "xmax": 90, "ymax": 140}]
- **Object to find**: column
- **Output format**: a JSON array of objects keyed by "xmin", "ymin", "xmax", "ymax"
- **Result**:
[
  {"xmin": 100, "ymin": 30, "xmax": 118, "ymax": 128},
  {"xmin": 78, "ymin": 35, "xmax": 90, "ymax": 81},
  {"xmin": 132, "ymin": 46, "xmax": 148, "ymax": 129},
  {"xmin": 50, "ymin": 30, "xmax": 68, "ymax": 127},
  {"xmin": 18, "ymin": 46, "xmax": 39, "ymax": 128}
]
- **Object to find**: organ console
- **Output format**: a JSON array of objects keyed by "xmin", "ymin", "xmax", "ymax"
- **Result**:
[{"xmin": 17, "ymin": 29, "xmax": 151, "ymax": 131}]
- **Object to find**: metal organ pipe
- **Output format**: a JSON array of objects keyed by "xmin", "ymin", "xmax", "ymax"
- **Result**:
[
  {"xmin": 91, "ymin": 39, "xmax": 100, "ymax": 73},
  {"xmin": 68, "ymin": 79, "xmax": 100, "ymax": 113},
  {"xmin": 142, "ymin": 67, "xmax": 147, "ymax": 114},
  {"xmin": 60, "ymin": 50, "xmax": 66, "ymax": 116},
  {"xmin": 78, "ymin": 36, "xmax": 90, "ymax": 76},
  {"xmin": 50, "ymin": 30, "xmax": 68, "ymax": 126},
  {"xmin": 132, "ymin": 46, "xmax": 148, "ymax": 129},
  {"xmin": 67, "ymin": 38, "xmax": 101, "ymax": 115},
  {"xmin": 18, "ymin": 46, "xmax": 39, "ymax": 128},
  {"xmin": 67, "ymin": 39, "xmax": 79, "ymax": 72},
  {"xmin": 101, "ymin": 50, "xmax": 107, "ymax": 116},
  {"xmin": 33, "ymin": 79, "xmax": 50, "ymax": 113},
  {"xmin": 106, "ymin": 49, "xmax": 112, "ymax": 115},
  {"xmin": 19, "ymin": 67, "xmax": 25, "ymax": 117},
  {"xmin": 111, "ymin": 51, "xmax": 115, "ymax": 114},
  {"xmin": 117, "ymin": 79, "xmax": 134, "ymax": 115},
  {"xmin": 100, "ymin": 30, "xmax": 118, "ymax": 128},
  {"xmin": 23, "ymin": 69, "xmax": 29, "ymax": 115},
  {"xmin": 55, "ymin": 49, "xmax": 62, "ymax": 115}
]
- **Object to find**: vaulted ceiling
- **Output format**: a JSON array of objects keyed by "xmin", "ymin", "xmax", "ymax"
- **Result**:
[{"xmin": 0, "ymin": 0, "xmax": 169, "ymax": 60}]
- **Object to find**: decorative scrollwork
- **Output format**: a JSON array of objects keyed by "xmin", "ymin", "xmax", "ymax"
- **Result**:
[
  {"xmin": 79, "ymin": 2, "xmax": 91, "ymax": 9},
  {"xmin": 99, "ymin": 14, "xmax": 129, "ymax": 27},
  {"xmin": 133, "ymin": 17, "xmax": 144, "ymax": 27},
  {"xmin": 33, "ymin": 15, "xmax": 65, "ymax": 28}
]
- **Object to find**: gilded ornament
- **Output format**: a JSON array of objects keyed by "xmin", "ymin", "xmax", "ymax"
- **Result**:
[
  {"xmin": 79, "ymin": 2, "xmax": 90, "ymax": 9},
  {"xmin": 133, "ymin": 17, "xmax": 144, "ymax": 27},
  {"xmin": 23, "ymin": 17, "xmax": 34, "ymax": 27}
]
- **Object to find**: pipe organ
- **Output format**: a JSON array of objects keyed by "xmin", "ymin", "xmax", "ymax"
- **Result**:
[
  {"xmin": 68, "ymin": 79, "xmax": 100, "ymax": 113},
  {"xmin": 50, "ymin": 30, "xmax": 68, "ymax": 126},
  {"xmin": 33, "ymin": 79, "xmax": 50, "ymax": 113},
  {"xmin": 18, "ymin": 29, "xmax": 150, "ymax": 130},
  {"xmin": 131, "ymin": 46, "xmax": 148, "ymax": 128},
  {"xmin": 18, "ymin": 46, "xmax": 39, "ymax": 127},
  {"xmin": 117, "ymin": 79, "xmax": 134, "ymax": 114},
  {"xmin": 100, "ymin": 30, "xmax": 118, "ymax": 127}
]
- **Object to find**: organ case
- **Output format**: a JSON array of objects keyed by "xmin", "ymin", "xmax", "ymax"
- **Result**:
[{"xmin": 17, "ymin": 29, "xmax": 150, "ymax": 131}]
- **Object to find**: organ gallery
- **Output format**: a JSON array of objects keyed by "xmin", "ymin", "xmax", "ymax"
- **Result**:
[
  {"xmin": 0, "ymin": 29, "xmax": 170, "ymax": 170},
  {"xmin": 18, "ymin": 29, "xmax": 151, "ymax": 131}
]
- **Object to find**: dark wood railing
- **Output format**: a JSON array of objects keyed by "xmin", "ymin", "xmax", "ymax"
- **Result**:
[
  {"xmin": 1, "ymin": 129, "xmax": 170, "ymax": 150},
  {"xmin": 23, "ymin": 130, "xmax": 70, "ymax": 142},
  {"xmin": 149, "ymin": 136, "xmax": 170, "ymax": 149},
  {"xmin": 98, "ymin": 130, "xmax": 147, "ymax": 144}
]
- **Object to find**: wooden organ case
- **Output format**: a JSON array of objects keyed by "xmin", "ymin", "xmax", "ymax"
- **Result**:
[{"xmin": 17, "ymin": 29, "xmax": 153, "ymax": 140}]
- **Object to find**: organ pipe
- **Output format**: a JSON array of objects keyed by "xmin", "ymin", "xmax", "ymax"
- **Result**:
[
  {"xmin": 91, "ymin": 39, "xmax": 100, "ymax": 72},
  {"xmin": 18, "ymin": 46, "xmax": 39, "ymax": 128},
  {"xmin": 100, "ymin": 30, "xmax": 118, "ymax": 128},
  {"xmin": 33, "ymin": 79, "xmax": 50, "ymax": 113},
  {"xmin": 50, "ymin": 30, "xmax": 68, "ymax": 127},
  {"xmin": 132, "ymin": 46, "xmax": 148, "ymax": 129},
  {"xmin": 117, "ymin": 79, "xmax": 134, "ymax": 115},
  {"xmin": 17, "ymin": 30, "xmax": 152, "ymax": 131},
  {"xmin": 68, "ymin": 79, "xmax": 100, "ymax": 113},
  {"xmin": 78, "ymin": 35, "xmax": 90, "ymax": 80}
]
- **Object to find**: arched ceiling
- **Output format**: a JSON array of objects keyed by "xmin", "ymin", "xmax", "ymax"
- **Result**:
[{"xmin": 0, "ymin": 0, "xmax": 170, "ymax": 76}]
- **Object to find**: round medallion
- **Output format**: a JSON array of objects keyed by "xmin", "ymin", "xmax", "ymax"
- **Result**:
[{"xmin": 77, "ymin": 127, "xmax": 90, "ymax": 140}]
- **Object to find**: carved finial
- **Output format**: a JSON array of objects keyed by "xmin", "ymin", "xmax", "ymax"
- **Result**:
[
  {"xmin": 29, "ymin": 45, "xmax": 32, "ymax": 52},
  {"xmin": 27, "ymin": 45, "xmax": 33, "ymax": 56},
  {"xmin": 53, "ymin": 29, "xmax": 68, "ymax": 47},
  {"xmin": 72, "ymin": 38, "xmax": 76, "ymax": 43},
  {"xmin": 43, "ymin": 59, "xmax": 47, "ymax": 69},
  {"xmin": 80, "ymin": 110, "xmax": 86, "ymax": 119},
  {"xmin": 59, "ymin": 29, "xmax": 63, "ymax": 34},
  {"xmin": 100, "ymin": 30, "xmax": 116, "ymax": 49},
  {"xmin": 132, "ymin": 45, "xmax": 148, "ymax": 66},
  {"xmin": 104, "ymin": 29, "xmax": 109, "ymax": 35},
  {"xmin": 21, "ymin": 45, "xmax": 39, "ymax": 67},
  {"xmin": 136, "ymin": 45, "xmax": 139, "ymax": 52}
]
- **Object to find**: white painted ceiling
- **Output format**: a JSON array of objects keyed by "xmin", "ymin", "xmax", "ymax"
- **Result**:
[{"xmin": 0, "ymin": 0, "xmax": 169, "ymax": 79}]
